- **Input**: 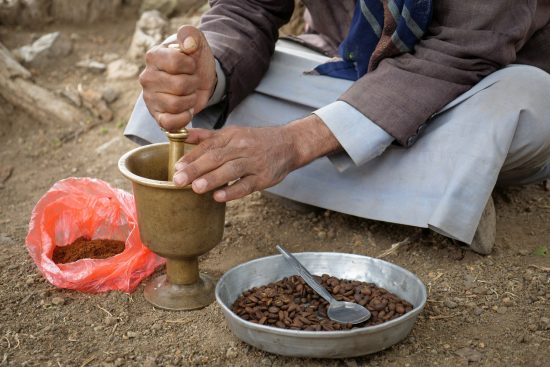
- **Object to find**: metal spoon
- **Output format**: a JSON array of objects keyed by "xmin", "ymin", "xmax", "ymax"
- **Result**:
[{"xmin": 276, "ymin": 245, "xmax": 371, "ymax": 325}]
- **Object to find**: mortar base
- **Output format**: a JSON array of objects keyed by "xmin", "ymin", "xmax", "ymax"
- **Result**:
[{"xmin": 144, "ymin": 273, "xmax": 216, "ymax": 311}]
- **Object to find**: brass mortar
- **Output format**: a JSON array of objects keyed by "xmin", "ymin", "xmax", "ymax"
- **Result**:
[{"xmin": 118, "ymin": 140, "xmax": 225, "ymax": 310}]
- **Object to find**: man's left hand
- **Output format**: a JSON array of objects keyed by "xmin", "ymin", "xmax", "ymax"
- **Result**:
[{"xmin": 173, "ymin": 114, "xmax": 342, "ymax": 202}]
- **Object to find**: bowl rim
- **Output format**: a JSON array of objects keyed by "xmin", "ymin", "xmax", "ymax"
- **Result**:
[
  {"xmin": 118, "ymin": 142, "xmax": 192, "ymax": 190},
  {"xmin": 215, "ymin": 252, "xmax": 427, "ymax": 338}
]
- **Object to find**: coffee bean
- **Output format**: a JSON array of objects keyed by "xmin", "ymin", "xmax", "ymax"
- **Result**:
[{"xmin": 232, "ymin": 274, "xmax": 414, "ymax": 331}]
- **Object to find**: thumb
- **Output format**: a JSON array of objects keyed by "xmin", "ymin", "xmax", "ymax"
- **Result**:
[{"xmin": 176, "ymin": 25, "xmax": 205, "ymax": 56}]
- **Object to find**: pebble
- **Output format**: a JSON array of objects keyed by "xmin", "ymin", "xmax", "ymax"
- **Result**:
[
  {"xmin": 317, "ymin": 231, "xmax": 327, "ymax": 240},
  {"xmin": 126, "ymin": 331, "xmax": 138, "ymax": 338},
  {"xmin": 225, "ymin": 347, "xmax": 238, "ymax": 359},
  {"xmin": 444, "ymin": 299, "xmax": 458, "ymax": 309},
  {"xmin": 51, "ymin": 297, "xmax": 65, "ymax": 306},
  {"xmin": 104, "ymin": 316, "xmax": 117, "ymax": 326},
  {"xmin": 540, "ymin": 317, "xmax": 550, "ymax": 330},
  {"xmin": 528, "ymin": 323, "xmax": 538, "ymax": 332},
  {"xmin": 260, "ymin": 357, "xmax": 272, "ymax": 366},
  {"xmin": 518, "ymin": 249, "xmax": 530, "ymax": 256},
  {"xmin": 143, "ymin": 357, "xmax": 157, "ymax": 367},
  {"xmin": 107, "ymin": 59, "xmax": 139, "ymax": 80},
  {"xmin": 101, "ymin": 86, "xmax": 120, "ymax": 103},
  {"xmin": 26, "ymin": 277, "xmax": 34, "ymax": 285},
  {"xmin": 473, "ymin": 307, "xmax": 483, "ymax": 316},
  {"xmin": 472, "ymin": 286, "xmax": 488, "ymax": 295},
  {"xmin": 498, "ymin": 306, "xmax": 508, "ymax": 314},
  {"xmin": 502, "ymin": 297, "xmax": 513, "ymax": 306},
  {"xmin": 76, "ymin": 59, "xmax": 106, "ymax": 73},
  {"xmin": 455, "ymin": 347, "xmax": 482, "ymax": 362},
  {"xmin": 463, "ymin": 274, "xmax": 476, "ymax": 289},
  {"xmin": 114, "ymin": 358, "xmax": 125, "ymax": 367}
]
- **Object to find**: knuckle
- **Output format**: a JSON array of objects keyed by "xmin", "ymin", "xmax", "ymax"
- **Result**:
[
  {"xmin": 208, "ymin": 149, "xmax": 224, "ymax": 164},
  {"xmin": 144, "ymin": 47, "xmax": 157, "ymax": 64}
]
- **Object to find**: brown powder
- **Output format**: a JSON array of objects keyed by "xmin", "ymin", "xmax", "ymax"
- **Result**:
[{"xmin": 52, "ymin": 237, "xmax": 125, "ymax": 264}]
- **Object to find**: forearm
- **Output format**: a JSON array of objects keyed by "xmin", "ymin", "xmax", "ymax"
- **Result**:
[{"xmin": 284, "ymin": 114, "xmax": 342, "ymax": 169}]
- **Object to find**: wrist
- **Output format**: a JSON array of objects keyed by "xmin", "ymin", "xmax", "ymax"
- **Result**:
[{"xmin": 283, "ymin": 114, "xmax": 342, "ymax": 168}]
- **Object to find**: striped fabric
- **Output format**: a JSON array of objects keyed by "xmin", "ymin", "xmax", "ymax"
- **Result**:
[{"xmin": 315, "ymin": 0, "xmax": 432, "ymax": 81}]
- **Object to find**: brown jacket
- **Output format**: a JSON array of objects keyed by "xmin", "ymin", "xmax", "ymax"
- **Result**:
[{"xmin": 199, "ymin": 0, "xmax": 550, "ymax": 146}]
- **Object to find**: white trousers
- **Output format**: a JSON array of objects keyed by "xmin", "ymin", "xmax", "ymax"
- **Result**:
[{"xmin": 124, "ymin": 42, "xmax": 550, "ymax": 244}]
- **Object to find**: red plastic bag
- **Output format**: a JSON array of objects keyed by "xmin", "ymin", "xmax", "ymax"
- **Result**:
[{"xmin": 25, "ymin": 177, "xmax": 164, "ymax": 293}]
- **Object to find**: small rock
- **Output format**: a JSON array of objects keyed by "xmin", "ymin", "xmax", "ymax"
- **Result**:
[
  {"xmin": 76, "ymin": 59, "xmax": 106, "ymax": 73},
  {"xmin": 61, "ymin": 86, "xmax": 81, "ymax": 107},
  {"xmin": 455, "ymin": 347, "xmax": 483, "ymax": 363},
  {"xmin": 107, "ymin": 59, "xmax": 139, "ymax": 80},
  {"xmin": 93, "ymin": 325, "xmax": 103, "ymax": 332},
  {"xmin": 472, "ymin": 286, "xmax": 488, "ymax": 295},
  {"xmin": 143, "ymin": 357, "xmax": 157, "ymax": 367},
  {"xmin": 496, "ymin": 306, "xmax": 507, "ymax": 314},
  {"xmin": 14, "ymin": 31, "xmax": 72, "ymax": 67},
  {"xmin": 260, "ymin": 357, "xmax": 272, "ymax": 366},
  {"xmin": 126, "ymin": 331, "xmax": 138, "ymax": 338},
  {"xmin": 224, "ymin": 220, "xmax": 232, "ymax": 228},
  {"xmin": 225, "ymin": 347, "xmax": 238, "ymax": 359},
  {"xmin": 528, "ymin": 323, "xmax": 538, "ymax": 332},
  {"xmin": 101, "ymin": 86, "xmax": 120, "ymax": 104},
  {"xmin": 463, "ymin": 274, "xmax": 476, "ymax": 289},
  {"xmin": 540, "ymin": 317, "xmax": 550, "ymax": 330},
  {"xmin": 114, "ymin": 358, "xmax": 125, "ymax": 367},
  {"xmin": 518, "ymin": 248, "xmax": 530, "ymax": 256},
  {"xmin": 317, "ymin": 231, "xmax": 327, "ymax": 240},
  {"xmin": 51, "ymin": 297, "xmax": 65, "ymax": 306},
  {"xmin": 104, "ymin": 316, "xmax": 117, "ymax": 326},
  {"xmin": 140, "ymin": 0, "xmax": 178, "ymax": 17},
  {"xmin": 502, "ymin": 297, "xmax": 513, "ymax": 306},
  {"xmin": 444, "ymin": 299, "xmax": 458, "ymax": 309},
  {"xmin": 25, "ymin": 277, "xmax": 34, "ymax": 285},
  {"xmin": 103, "ymin": 53, "xmax": 120, "ymax": 63},
  {"xmin": 78, "ymin": 85, "xmax": 113, "ymax": 121},
  {"xmin": 127, "ymin": 10, "xmax": 167, "ymax": 61},
  {"xmin": 473, "ymin": 307, "xmax": 483, "ymax": 316}
]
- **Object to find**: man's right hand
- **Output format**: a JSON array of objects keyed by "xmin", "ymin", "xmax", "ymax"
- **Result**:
[{"xmin": 139, "ymin": 25, "xmax": 217, "ymax": 132}]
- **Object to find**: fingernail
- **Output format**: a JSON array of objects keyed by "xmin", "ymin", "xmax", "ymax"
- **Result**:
[
  {"xmin": 173, "ymin": 172, "xmax": 188, "ymax": 186},
  {"xmin": 214, "ymin": 190, "xmax": 226, "ymax": 202},
  {"xmin": 182, "ymin": 36, "xmax": 197, "ymax": 52},
  {"xmin": 189, "ymin": 107, "xmax": 194, "ymax": 116},
  {"xmin": 175, "ymin": 162, "xmax": 187, "ymax": 171},
  {"xmin": 193, "ymin": 178, "xmax": 207, "ymax": 192}
]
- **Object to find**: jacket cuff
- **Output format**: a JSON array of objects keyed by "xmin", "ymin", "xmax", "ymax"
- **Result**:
[
  {"xmin": 313, "ymin": 101, "xmax": 394, "ymax": 172},
  {"xmin": 206, "ymin": 58, "xmax": 227, "ymax": 107}
]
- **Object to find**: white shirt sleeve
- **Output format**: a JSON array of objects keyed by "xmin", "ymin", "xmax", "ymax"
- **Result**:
[
  {"xmin": 313, "ymin": 101, "xmax": 394, "ymax": 172},
  {"xmin": 206, "ymin": 59, "xmax": 227, "ymax": 107}
]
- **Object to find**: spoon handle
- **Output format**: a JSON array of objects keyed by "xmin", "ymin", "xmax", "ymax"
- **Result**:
[{"xmin": 276, "ymin": 245, "xmax": 336, "ymax": 304}]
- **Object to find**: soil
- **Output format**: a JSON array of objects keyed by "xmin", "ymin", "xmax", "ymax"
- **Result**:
[
  {"xmin": 52, "ymin": 237, "xmax": 126, "ymax": 264},
  {"xmin": 1, "ymin": 3, "xmax": 549, "ymax": 367}
]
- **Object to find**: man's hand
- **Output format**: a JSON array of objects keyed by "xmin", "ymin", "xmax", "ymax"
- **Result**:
[
  {"xmin": 173, "ymin": 114, "xmax": 342, "ymax": 202},
  {"xmin": 139, "ymin": 25, "xmax": 217, "ymax": 131}
]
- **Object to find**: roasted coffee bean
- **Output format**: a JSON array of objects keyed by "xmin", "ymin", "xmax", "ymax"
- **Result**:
[{"xmin": 231, "ymin": 274, "xmax": 414, "ymax": 331}]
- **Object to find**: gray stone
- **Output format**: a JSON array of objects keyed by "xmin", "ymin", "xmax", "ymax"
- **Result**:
[
  {"xmin": 127, "ymin": 10, "xmax": 167, "ymax": 61},
  {"xmin": 51, "ymin": 296, "xmax": 65, "ymax": 306},
  {"xmin": 101, "ymin": 86, "xmax": 120, "ymax": 104},
  {"xmin": 455, "ymin": 347, "xmax": 483, "ymax": 363},
  {"xmin": 14, "ymin": 32, "xmax": 72, "ymax": 67},
  {"xmin": 444, "ymin": 299, "xmax": 458, "ymax": 309},
  {"xmin": 61, "ymin": 86, "xmax": 81, "ymax": 107},
  {"xmin": 107, "ymin": 59, "xmax": 139, "ymax": 80},
  {"xmin": 140, "ymin": 0, "xmax": 178, "ymax": 17},
  {"xmin": 473, "ymin": 307, "xmax": 483, "ymax": 316},
  {"xmin": 76, "ymin": 59, "xmax": 106, "ymax": 73},
  {"xmin": 225, "ymin": 347, "xmax": 238, "ymax": 359}
]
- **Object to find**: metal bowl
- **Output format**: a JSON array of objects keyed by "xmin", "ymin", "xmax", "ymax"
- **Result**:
[{"xmin": 215, "ymin": 252, "xmax": 427, "ymax": 358}]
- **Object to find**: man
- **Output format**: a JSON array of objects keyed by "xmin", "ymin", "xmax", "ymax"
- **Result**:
[{"xmin": 125, "ymin": 0, "xmax": 550, "ymax": 254}]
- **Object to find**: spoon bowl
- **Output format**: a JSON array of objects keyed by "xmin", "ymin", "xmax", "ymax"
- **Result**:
[{"xmin": 276, "ymin": 245, "xmax": 371, "ymax": 325}]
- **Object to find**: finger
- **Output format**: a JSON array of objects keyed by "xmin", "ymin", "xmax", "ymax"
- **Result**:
[
  {"xmin": 157, "ymin": 109, "xmax": 194, "ymax": 131},
  {"xmin": 213, "ymin": 176, "xmax": 258, "ymax": 202},
  {"xmin": 145, "ymin": 46, "xmax": 196, "ymax": 74},
  {"xmin": 145, "ymin": 71, "xmax": 199, "ymax": 96},
  {"xmin": 177, "ymin": 25, "xmax": 204, "ymax": 56},
  {"xmin": 190, "ymin": 158, "xmax": 247, "ymax": 194},
  {"xmin": 151, "ymin": 92, "xmax": 197, "ymax": 114},
  {"xmin": 173, "ymin": 142, "xmax": 230, "ymax": 186},
  {"xmin": 179, "ymin": 128, "xmax": 216, "ymax": 145}
]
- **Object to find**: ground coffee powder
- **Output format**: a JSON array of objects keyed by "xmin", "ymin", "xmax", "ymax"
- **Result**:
[
  {"xmin": 52, "ymin": 237, "xmax": 125, "ymax": 264},
  {"xmin": 232, "ymin": 274, "xmax": 414, "ymax": 331}
]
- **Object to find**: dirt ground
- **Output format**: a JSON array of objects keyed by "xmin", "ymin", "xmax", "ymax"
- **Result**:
[{"xmin": 1, "ymin": 3, "xmax": 549, "ymax": 367}]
